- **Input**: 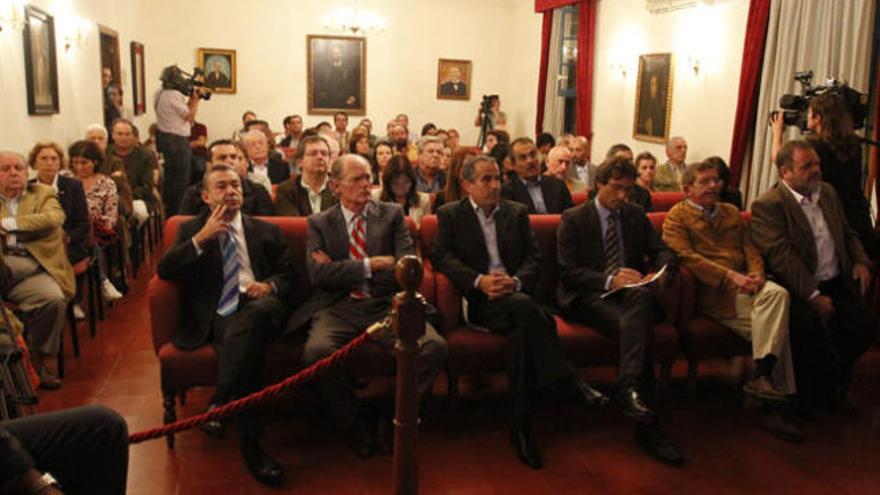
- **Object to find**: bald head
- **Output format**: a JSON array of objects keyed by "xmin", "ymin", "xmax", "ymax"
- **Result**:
[
  {"xmin": 545, "ymin": 145, "xmax": 572, "ymax": 179},
  {"xmin": 0, "ymin": 151, "xmax": 28, "ymax": 197}
]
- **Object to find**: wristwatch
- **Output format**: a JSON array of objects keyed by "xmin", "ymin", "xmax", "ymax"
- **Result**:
[{"xmin": 27, "ymin": 473, "xmax": 61, "ymax": 494}]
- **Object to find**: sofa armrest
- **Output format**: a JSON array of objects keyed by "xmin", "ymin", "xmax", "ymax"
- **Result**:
[{"xmin": 148, "ymin": 275, "xmax": 182, "ymax": 355}]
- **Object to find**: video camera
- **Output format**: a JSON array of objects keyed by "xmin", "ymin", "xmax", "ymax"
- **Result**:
[
  {"xmin": 159, "ymin": 65, "xmax": 213, "ymax": 101},
  {"xmin": 480, "ymin": 94, "xmax": 498, "ymax": 115},
  {"xmin": 776, "ymin": 70, "xmax": 868, "ymax": 130}
]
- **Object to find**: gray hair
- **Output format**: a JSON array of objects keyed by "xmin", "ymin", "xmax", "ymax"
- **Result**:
[
  {"xmin": 461, "ymin": 154, "xmax": 498, "ymax": 182},
  {"xmin": 241, "ymin": 129, "xmax": 267, "ymax": 143},
  {"xmin": 666, "ymin": 136, "xmax": 685, "ymax": 151},
  {"xmin": 775, "ymin": 140, "xmax": 814, "ymax": 170},
  {"xmin": 417, "ymin": 136, "xmax": 444, "ymax": 154},
  {"xmin": 0, "ymin": 150, "xmax": 26, "ymax": 164},
  {"xmin": 330, "ymin": 153, "xmax": 371, "ymax": 180},
  {"xmin": 84, "ymin": 124, "xmax": 108, "ymax": 138}
]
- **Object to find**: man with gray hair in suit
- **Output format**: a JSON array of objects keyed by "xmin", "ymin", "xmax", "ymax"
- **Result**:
[
  {"xmin": 566, "ymin": 135, "xmax": 597, "ymax": 191},
  {"xmin": 290, "ymin": 153, "xmax": 447, "ymax": 457}
]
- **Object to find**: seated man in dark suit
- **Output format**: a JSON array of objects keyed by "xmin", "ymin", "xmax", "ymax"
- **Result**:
[
  {"xmin": 178, "ymin": 139, "xmax": 275, "ymax": 216},
  {"xmin": 432, "ymin": 155, "xmax": 609, "ymax": 470},
  {"xmin": 751, "ymin": 140, "xmax": 873, "ymax": 414},
  {"xmin": 157, "ymin": 164, "xmax": 296, "ymax": 487},
  {"xmin": 501, "ymin": 137, "xmax": 573, "ymax": 213},
  {"xmin": 275, "ymin": 135, "xmax": 337, "ymax": 216},
  {"xmin": 242, "ymin": 130, "xmax": 291, "ymax": 185},
  {"xmin": 557, "ymin": 156, "xmax": 683, "ymax": 466},
  {"xmin": 290, "ymin": 154, "xmax": 447, "ymax": 458}
]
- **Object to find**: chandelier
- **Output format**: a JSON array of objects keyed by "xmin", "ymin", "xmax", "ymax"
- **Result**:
[{"xmin": 322, "ymin": 1, "xmax": 387, "ymax": 36}]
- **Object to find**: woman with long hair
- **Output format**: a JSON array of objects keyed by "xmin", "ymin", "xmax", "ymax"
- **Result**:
[
  {"xmin": 433, "ymin": 147, "xmax": 476, "ymax": 209},
  {"xmin": 371, "ymin": 140, "xmax": 394, "ymax": 186},
  {"xmin": 373, "ymin": 155, "xmax": 432, "ymax": 225}
]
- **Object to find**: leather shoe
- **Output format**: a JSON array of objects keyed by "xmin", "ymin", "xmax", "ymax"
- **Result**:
[
  {"xmin": 198, "ymin": 405, "xmax": 225, "ymax": 438},
  {"xmin": 509, "ymin": 428, "xmax": 543, "ymax": 470},
  {"xmin": 573, "ymin": 379, "xmax": 611, "ymax": 409},
  {"xmin": 635, "ymin": 425, "xmax": 684, "ymax": 467},
  {"xmin": 756, "ymin": 410, "xmax": 804, "ymax": 443},
  {"xmin": 615, "ymin": 386, "xmax": 657, "ymax": 424},
  {"xmin": 354, "ymin": 419, "xmax": 375, "ymax": 458},
  {"xmin": 241, "ymin": 439, "xmax": 284, "ymax": 487},
  {"xmin": 743, "ymin": 376, "xmax": 788, "ymax": 403},
  {"xmin": 37, "ymin": 367, "xmax": 61, "ymax": 390},
  {"xmin": 376, "ymin": 417, "xmax": 394, "ymax": 455}
]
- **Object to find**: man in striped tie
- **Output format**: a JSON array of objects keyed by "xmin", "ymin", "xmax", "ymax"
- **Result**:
[
  {"xmin": 157, "ymin": 164, "xmax": 295, "ymax": 487},
  {"xmin": 557, "ymin": 156, "xmax": 683, "ymax": 466},
  {"xmin": 291, "ymin": 154, "xmax": 447, "ymax": 458}
]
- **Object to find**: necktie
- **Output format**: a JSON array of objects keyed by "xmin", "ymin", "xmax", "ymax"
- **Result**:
[
  {"xmin": 216, "ymin": 226, "xmax": 240, "ymax": 317},
  {"xmin": 349, "ymin": 214, "xmax": 368, "ymax": 299},
  {"xmin": 604, "ymin": 212, "xmax": 621, "ymax": 278}
]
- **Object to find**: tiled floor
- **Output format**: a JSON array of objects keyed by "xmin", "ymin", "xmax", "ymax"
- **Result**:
[{"xmin": 33, "ymin": 253, "xmax": 880, "ymax": 494}]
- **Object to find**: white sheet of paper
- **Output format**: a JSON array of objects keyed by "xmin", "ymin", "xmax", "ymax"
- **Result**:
[{"xmin": 600, "ymin": 264, "xmax": 668, "ymax": 299}]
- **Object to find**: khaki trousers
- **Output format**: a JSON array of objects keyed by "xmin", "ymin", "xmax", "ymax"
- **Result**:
[{"xmin": 5, "ymin": 254, "xmax": 67, "ymax": 355}]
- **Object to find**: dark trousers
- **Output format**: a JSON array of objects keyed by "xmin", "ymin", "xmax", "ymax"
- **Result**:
[
  {"xmin": 156, "ymin": 131, "xmax": 191, "ymax": 217},
  {"xmin": 566, "ymin": 286, "xmax": 657, "ymax": 389},
  {"xmin": 788, "ymin": 276, "xmax": 874, "ymax": 400},
  {"xmin": 470, "ymin": 292, "xmax": 574, "ymax": 430},
  {"xmin": 2, "ymin": 405, "xmax": 128, "ymax": 494},
  {"xmin": 211, "ymin": 295, "xmax": 289, "ymax": 440}
]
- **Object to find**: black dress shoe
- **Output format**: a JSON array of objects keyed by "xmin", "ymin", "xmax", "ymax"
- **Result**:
[
  {"xmin": 198, "ymin": 405, "xmax": 225, "ymax": 438},
  {"xmin": 635, "ymin": 425, "xmax": 684, "ymax": 467},
  {"xmin": 756, "ymin": 410, "xmax": 804, "ymax": 443},
  {"xmin": 573, "ymin": 379, "xmax": 611, "ymax": 409},
  {"xmin": 509, "ymin": 428, "xmax": 543, "ymax": 470},
  {"xmin": 376, "ymin": 417, "xmax": 394, "ymax": 455},
  {"xmin": 615, "ymin": 386, "xmax": 657, "ymax": 424},
  {"xmin": 241, "ymin": 439, "xmax": 284, "ymax": 487},
  {"xmin": 354, "ymin": 419, "xmax": 375, "ymax": 458}
]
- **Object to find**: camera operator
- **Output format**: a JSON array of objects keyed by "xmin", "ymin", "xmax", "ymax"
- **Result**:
[
  {"xmin": 771, "ymin": 93, "xmax": 879, "ymax": 257},
  {"xmin": 473, "ymin": 95, "xmax": 507, "ymax": 131},
  {"xmin": 154, "ymin": 70, "xmax": 202, "ymax": 217}
]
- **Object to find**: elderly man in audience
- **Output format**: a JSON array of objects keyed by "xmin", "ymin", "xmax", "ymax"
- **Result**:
[
  {"xmin": 433, "ymin": 154, "xmax": 609, "ymax": 470},
  {"xmin": 242, "ymin": 130, "xmax": 290, "ymax": 186},
  {"xmin": 566, "ymin": 135, "xmax": 597, "ymax": 191},
  {"xmin": 751, "ymin": 140, "xmax": 874, "ymax": 415},
  {"xmin": 414, "ymin": 136, "xmax": 447, "ymax": 193},
  {"xmin": 84, "ymin": 124, "xmax": 134, "ymax": 219},
  {"xmin": 0, "ymin": 151, "xmax": 75, "ymax": 390},
  {"xmin": 158, "ymin": 164, "xmax": 296, "ymax": 487},
  {"xmin": 179, "ymin": 140, "xmax": 275, "ymax": 217},
  {"xmin": 654, "ymin": 136, "xmax": 688, "ymax": 192},
  {"xmin": 108, "ymin": 119, "xmax": 156, "ymax": 225},
  {"xmin": 289, "ymin": 153, "xmax": 447, "ymax": 458},
  {"xmin": 275, "ymin": 135, "xmax": 338, "ymax": 217},
  {"xmin": 545, "ymin": 145, "xmax": 585, "ymax": 193},
  {"xmin": 663, "ymin": 160, "xmax": 802, "ymax": 441},
  {"xmin": 557, "ymin": 156, "xmax": 683, "ymax": 466},
  {"xmin": 501, "ymin": 137, "xmax": 573, "ymax": 214}
]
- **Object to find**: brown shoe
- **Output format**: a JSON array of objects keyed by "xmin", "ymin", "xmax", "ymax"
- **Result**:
[
  {"xmin": 743, "ymin": 376, "xmax": 785, "ymax": 402},
  {"xmin": 38, "ymin": 368, "xmax": 62, "ymax": 390}
]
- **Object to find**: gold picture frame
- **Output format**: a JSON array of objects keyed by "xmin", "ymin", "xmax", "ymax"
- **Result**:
[
  {"xmin": 633, "ymin": 53, "xmax": 674, "ymax": 143},
  {"xmin": 307, "ymin": 35, "xmax": 366, "ymax": 115},
  {"xmin": 436, "ymin": 59, "xmax": 472, "ymax": 100},
  {"xmin": 198, "ymin": 48, "xmax": 237, "ymax": 94}
]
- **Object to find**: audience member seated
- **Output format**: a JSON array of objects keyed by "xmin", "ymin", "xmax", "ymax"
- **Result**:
[
  {"xmin": 415, "ymin": 136, "xmax": 447, "ymax": 194},
  {"xmin": 396, "ymin": 113, "xmax": 420, "ymax": 145},
  {"xmin": 0, "ymin": 151, "xmax": 75, "ymax": 390},
  {"xmin": 630, "ymin": 152, "xmax": 656, "ymax": 211},
  {"xmin": 433, "ymin": 147, "xmax": 475, "ymax": 209},
  {"xmin": 242, "ymin": 130, "xmax": 290, "ymax": 186},
  {"xmin": 440, "ymin": 144, "xmax": 452, "ymax": 173},
  {"xmin": 289, "ymin": 154, "xmax": 447, "ymax": 459},
  {"xmin": 371, "ymin": 140, "xmax": 393, "ymax": 186},
  {"xmin": 108, "ymin": 119, "xmax": 156, "ymax": 225},
  {"xmin": 704, "ymin": 156, "xmax": 743, "ymax": 210},
  {"xmin": 388, "ymin": 122, "xmax": 418, "ymax": 163},
  {"xmin": 556, "ymin": 156, "xmax": 683, "ymax": 466},
  {"xmin": 274, "ymin": 135, "xmax": 337, "ymax": 217},
  {"xmin": 158, "ymin": 164, "xmax": 295, "ymax": 487},
  {"xmin": 232, "ymin": 110, "xmax": 257, "ymax": 141},
  {"xmin": 501, "ymin": 138, "xmax": 572, "ymax": 214},
  {"xmin": 544, "ymin": 145, "xmax": 585, "ymax": 193},
  {"xmin": 606, "ymin": 143, "xmax": 633, "ymax": 161},
  {"xmin": 349, "ymin": 132, "xmax": 372, "ymax": 164},
  {"xmin": 278, "ymin": 114, "xmax": 304, "ymax": 150},
  {"xmin": 372, "ymin": 155, "xmax": 432, "ymax": 225},
  {"xmin": 421, "ymin": 123, "xmax": 437, "ymax": 137},
  {"xmin": 490, "ymin": 143, "xmax": 514, "ymax": 183},
  {"xmin": 751, "ymin": 140, "xmax": 874, "ymax": 415},
  {"xmin": 67, "ymin": 140, "xmax": 124, "ymax": 302},
  {"xmin": 654, "ymin": 136, "xmax": 688, "ymax": 192},
  {"xmin": 482, "ymin": 129, "xmax": 510, "ymax": 155},
  {"xmin": 357, "ymin": 117, "xmax": 378, "ymax": 148},
  {"xmin": 432, "ymin": 154, "xmax": 609, "ymax": 469},
  {"xmin": 445, "ymin": 128, "xmax": 461, "ymax": 150},
  {"xmin": 85, "ymin": 124, "xmax": 134, "ymax": 219},
  {"xmin": 179, "ymin": 140, "xmax": 274, "ymax": 217},
  {"xmin": 663, "ymin": 160, "xmax": 800, "ymax": 441},
  {"xmin": 536, "ymin": 132, "xmax": 555, "ymax": 163},
  {"xmin": 566, "ymin": 135, "xmax": 597, "ymax": 191}
]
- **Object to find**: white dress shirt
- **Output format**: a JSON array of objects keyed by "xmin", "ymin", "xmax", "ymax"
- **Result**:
[
  {"xmin": 341, "ymin": 203, "xmax": 373, "ymax": 282},
  {"xmin": 782, "ymin": 181, "xmax": 839, "ymax": 284},
  {"xmin": 303, "ymin": 176, "xmax": 330, "ymax": 215}
]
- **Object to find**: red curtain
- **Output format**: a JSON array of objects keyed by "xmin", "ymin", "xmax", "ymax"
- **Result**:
[
  {"xmin": 576, "ymin": 0, "xmax": 597, "ymax": 144},
  {"xmin": 727, "ymin": 0, "xmax": 772, "ymax": 189},
  {"xmin": 535, "ymin": 0, "xmax": 579, "ymax": 12},
  {"xmin": 535, "ymin": 12, "xmax": 554, "ymax": 136}
]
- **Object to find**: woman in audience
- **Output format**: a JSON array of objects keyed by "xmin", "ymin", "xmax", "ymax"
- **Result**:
[
  {"xmin": 434, "ymin": 147, "xmax": 475, "ymax": 209},
  {"xmin": 371, "ymin": 140, "xmax": 394, "ymax": 185},
  {"xmin": 421, "ymin": 123, "xmax": 437, "ymax": 136},
  {"xmin": 489, "ymin": 143, "xmax": 514, "ymax": 182},
  {"xmin": 704, "ymin": 156, "xmax": 743, "ymax": 210},
  {"xmin": 635, "ymin": 151, "xmax": 657, "ymax": 193},
  {"xmin": 440, "ymin": 146, "xmax": 453, "ymax": 173},
  {"xmin": 374, "ymin": 155, "xmax": 432, "ymax": 225},
  {"xmin": 67, "ymin": 140, "xmax": 124, "ymax": 301},
  {"xmin": 446, "ymin": 128, "xmax": 461, "ymax": 150},
  {"xmin": 349, "ymin": 133, "xmax": 372, "ymax": 161}
]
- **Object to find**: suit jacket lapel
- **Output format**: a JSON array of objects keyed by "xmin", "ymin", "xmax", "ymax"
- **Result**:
[
  {"xmin": 460, "ymin": 200, "xmax": 490, "ymax": 270},
  {"xmin": 365, "ymin": 202, "xmax": 383, "ymax": 257},
  {"xmin": 777, "ymin": 184, "xmax": 818, "ymax": 267},
  {"xmin": 540, "ymin": 179, "xmax": 554, "ymax": 212},
  {"xmin": 241, "ymin": 215, "xmax": 261, "ymax": 279},
  {"xmin": 512, "ymin": 179, "xmax": 536, "ymax": 212},
  {"xmin": 327, "ymin": 205, "xmax": 350, "ymax": 261}
]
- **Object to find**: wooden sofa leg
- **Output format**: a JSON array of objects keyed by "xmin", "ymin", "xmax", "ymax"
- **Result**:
[{"xmin": 163, "ymin": 391, "xmax": 177, "ymax": 449}]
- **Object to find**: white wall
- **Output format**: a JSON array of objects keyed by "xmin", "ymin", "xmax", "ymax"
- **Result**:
[{"xmin": 590, "ymin": 0, "xmax": 749, "ymax": 163}]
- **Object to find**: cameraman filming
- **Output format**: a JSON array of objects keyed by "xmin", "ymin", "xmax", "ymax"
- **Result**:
[
  {"xmin": 154, "ymin": 68, "xmax": 203, "ymax": 216},
  {"xmin": 771, "ymin": 93, "xmax": 879, "ymax": 257},
  {"xmin": 474, "ymin": 94, "xmax": 507, "ymax": 131}
]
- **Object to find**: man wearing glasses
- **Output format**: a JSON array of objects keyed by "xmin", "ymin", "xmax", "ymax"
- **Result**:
[{"xmin": 275, "ymin": 135, "xmax": 338, "ymax": 216}]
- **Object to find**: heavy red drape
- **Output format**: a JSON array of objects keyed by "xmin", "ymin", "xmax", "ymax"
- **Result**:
[
  {"xmin": 727, "ymin": 0, "xmax": 772, "ymax": 188},
  {"xmin": 576, "ymin": 0, "xmax": 596, "ymax": 142},
  {"xmin": 535, "ymin": 12, "xmax": 554, "ymax": 136}
]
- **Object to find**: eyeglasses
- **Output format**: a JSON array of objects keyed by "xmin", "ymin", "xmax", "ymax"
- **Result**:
[{"xmin": 305, "ymin": 150, "xmax": 329, "ymax": 157}]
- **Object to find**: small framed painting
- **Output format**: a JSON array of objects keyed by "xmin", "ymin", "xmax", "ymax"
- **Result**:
[{"xmin": 198, "ymin": 47, "xmax": 237, "ymax": 94}]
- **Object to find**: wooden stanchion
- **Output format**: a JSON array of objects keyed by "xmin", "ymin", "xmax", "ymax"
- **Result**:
[{"xmin": 391, "ymin": 255, "xmax": 425, "ymax": 495}]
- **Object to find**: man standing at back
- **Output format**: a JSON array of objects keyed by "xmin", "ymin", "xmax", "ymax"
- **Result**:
[
  {"xmin": 654, "ymin": 136, "xmax": 688, "ymax": 192},
  {"xmin": 154, "ymin": 71, "xmax": 200, "ymax": 216}
]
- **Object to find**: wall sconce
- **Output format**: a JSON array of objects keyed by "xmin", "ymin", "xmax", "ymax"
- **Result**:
[
  {"xmin": 687, "ymin": 53, "xmax": 701, "ymax": 76},
  {"xmin": 611, "ymin": 62, "xmax": 628, "ymax": 79},
  {"xmin": 0, "ymin": 0, "xmax": 26, "ymax": 32},
  {"xmin": 62, "ymin": 15, "xmax": 91, "ymax": 51}
]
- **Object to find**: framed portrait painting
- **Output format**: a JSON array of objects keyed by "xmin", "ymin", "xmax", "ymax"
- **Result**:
[
  {"xmin": 198, "ymin": 48, "xmax": 236, "ymax": 94},
  {"xmin": 307, "ymin": 35, "xmax": 366, "ymax": 115},
  {"xmin": 633, "ymin": 53, "xmax": 674, "ymax": 143},
  {"xmin": 22, "ymin": 5, "xmax": 59, "ymax": 115},
  {"xmin": 130, "ymin": 42, "xmax": 146, "ymax": 115},
  {"xmin": 437, "ymin": 59, "xmax": 471, "ymax": 100}
]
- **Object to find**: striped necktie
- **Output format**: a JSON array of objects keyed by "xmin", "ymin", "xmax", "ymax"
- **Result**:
[
  {"xmin": 349, "ymin": 214, "xmax": 368, "ymax": 299},
  {"xmin": 216, "ymin": 226, "xmax": 240, "ymax": 317},
  {"xmin": 604, "ymin": 211, "xmax": 621, "ymax": 278}
]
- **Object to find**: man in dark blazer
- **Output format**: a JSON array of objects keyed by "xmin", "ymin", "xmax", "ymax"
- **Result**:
[
  {"xmin": 290, "ymin": 154, "xmax": 447, "ymax": 457},
  {"xmin": 501, "ymin": 137, "xmax": 573, "ymax": 213},
  {"xmin": 557, "ymin": 156, "xmax": 682, "ymax": 466},
  {"xmin": 28, "ymin": 172, "xmax": 89, "ymax": 265},
  {"xmin": 275, "ymin": 136, "xmax": 337, "ymax": 216},
  {"xmin": 751, "ymin": 140, "xmax": 873, "ymax": 413},
  {"xmin": 108, "ymin": 119, "xmax": 157, "ymax": 224},
  {"xmin": 178, "ymin": 140, "xmax": 274, "ymax": 216},
  {"xmin": 157, "ymin": 165, "xmax": 295, "ymax": 487},
  {"xmin": 432, "ymin": 155, "xmax": 609, "ymax": 470}
]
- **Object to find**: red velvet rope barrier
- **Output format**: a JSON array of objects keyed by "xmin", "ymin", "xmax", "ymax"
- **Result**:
[{"xmin": 129, "ymin": 321, "xmax": 386, "ymax": 444}]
